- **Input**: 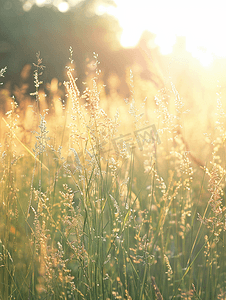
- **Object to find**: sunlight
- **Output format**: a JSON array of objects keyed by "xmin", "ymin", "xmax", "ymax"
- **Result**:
[
  {"xmin": 58, "ymin": 1, "xmax": 69, "ymax": 12},
  {"xmin": 35, "ymin": 0, "xmax": 46, "ymax": 7},
  {"xmin": 187, "ymin": 44, "xmax": 214, "ymax": 67},
  {"xmin": 23, "ymin": 1, "xmax": 33, "ymax": 11},
  {"xmin": 155, "ymin": 34, "xmax": 176, "ymax": 55},
  {"xmin": 120, "ymin": 27, "xmax": 143, "ymax": 48},
  {"xmin": 109, "ymin": 0, "xmax": 226, "ymax": 67},
  {"xmin": 96, "ymin": 4, "xmax": 116, "ymax": 16}
]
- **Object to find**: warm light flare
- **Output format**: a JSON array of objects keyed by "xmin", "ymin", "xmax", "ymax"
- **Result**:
[
  {"xmin": 108, "ymin": 0, "xmax": 226, "ymax": 67},
  {"xmin": 155, "ymin": 34, "xmax": 176, "ymax": 55},
  {"xmin": 58, "ymin": 1, "xmax": 69, "ymax": 12},
  {"xmin": 120, "ymin": 28, "xmax": 143, "ymax": 48},
  {"xmin": 35, "ymin": 0, "xmax": 46, "ymax": 6}
]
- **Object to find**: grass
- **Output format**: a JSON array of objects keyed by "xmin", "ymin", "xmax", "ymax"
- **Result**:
[{"xmin": 0, "ymin": 52, "xmax": 225, "ymax": 300}]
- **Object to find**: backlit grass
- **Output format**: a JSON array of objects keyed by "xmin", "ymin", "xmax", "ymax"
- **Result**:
[{"xmin": 0, "ymin": 53, "xmax": 225, "ymax": 300}]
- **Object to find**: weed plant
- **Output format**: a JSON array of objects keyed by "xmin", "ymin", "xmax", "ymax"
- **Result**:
[{"xmin": 0, "ymin": 52, "xmax": 225, "ymax": 300}]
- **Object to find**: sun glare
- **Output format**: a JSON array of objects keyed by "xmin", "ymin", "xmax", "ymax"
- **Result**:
[
  {"xmin": 24, "ymin": 0, "xmax": 225, "ymax": 67},
  {"xmin": 120, "ymin": 28, "xmax": 143, "ymax": 48},
  {"xmin": 58, "ymin": 1, "xmax": 69, "ymax": 12},
  {"xmin": 35, "ymin": 0, "xmax": 46, "ymax": 7},
  {"xmin": 154, "ymin": 34, "xmax": 176, "ymax": 56},
  {"xmin": 109, "ymin": 0, "xmax": 226, "ymax": 67}
]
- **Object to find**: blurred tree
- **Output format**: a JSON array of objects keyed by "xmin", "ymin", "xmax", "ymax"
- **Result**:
[
  {"xmin": 0, "ymin": 0, "xmax": 162, "ymax": 100},
  {"xmin": 0, "ymin": 0, "xmax": 121, "ymax": 91}
]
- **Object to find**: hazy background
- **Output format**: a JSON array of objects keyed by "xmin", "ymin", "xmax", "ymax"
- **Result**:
[
  {"xmin": 1, "ymin": 0, "xmax": 226, "ymax": 92},
  {"xmin": 1, "ymin": 0, "xmax": 226, "ymax": 165}
]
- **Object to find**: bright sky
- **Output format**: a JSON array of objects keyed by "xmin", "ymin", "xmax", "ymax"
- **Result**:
[{"xmin": 98, "ymin": 0, "xmax": 226, "ymax": 67}]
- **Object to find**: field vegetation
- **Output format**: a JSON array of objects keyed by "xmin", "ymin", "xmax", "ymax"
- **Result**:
[{"xmin": 0, "ymin": 51, "xmax": 225, "ymax": 299}]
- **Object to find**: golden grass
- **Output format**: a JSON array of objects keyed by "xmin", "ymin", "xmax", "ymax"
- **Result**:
[{"xmin": 0, "ymin": 54, "xmax": 225, "ymax": 299}]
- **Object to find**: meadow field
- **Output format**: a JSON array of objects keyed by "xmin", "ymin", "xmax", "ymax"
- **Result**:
[{"xmin": 0, "ymin": 52, "xmax": 226, "ymax": 300}]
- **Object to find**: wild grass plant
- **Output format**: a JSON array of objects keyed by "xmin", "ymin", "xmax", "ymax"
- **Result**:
[{"xmin": 0, "ymin": 52, "xmax": 225, "ymax": 300}]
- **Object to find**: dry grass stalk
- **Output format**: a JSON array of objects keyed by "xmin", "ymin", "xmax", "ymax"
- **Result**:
[{"xmin": 151, "ymin": 276, "xmax": 164, "ymax": 300}]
